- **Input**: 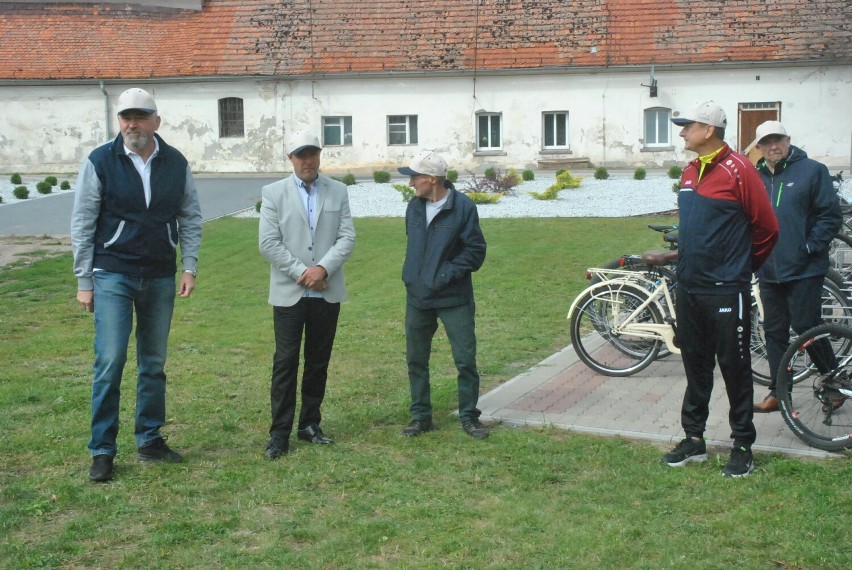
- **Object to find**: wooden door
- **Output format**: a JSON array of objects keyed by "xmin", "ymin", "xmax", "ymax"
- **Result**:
[{"xmin": 738, "ymin": 104, "xmax": 780, "ymax": 165}]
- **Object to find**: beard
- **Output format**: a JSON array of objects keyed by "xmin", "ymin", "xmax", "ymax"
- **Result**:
[{"xmin": 124, "ymin": 130, "xmax": 150, "ymax": 152}]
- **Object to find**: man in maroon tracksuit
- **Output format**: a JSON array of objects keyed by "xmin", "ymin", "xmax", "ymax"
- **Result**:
[{"xmin": 661, "ymin": 101, "xmax": 778, "ymax": 478}]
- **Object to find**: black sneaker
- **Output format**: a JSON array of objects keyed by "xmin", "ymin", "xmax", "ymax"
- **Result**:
[
  {"xmin": 264, "ymin": 434, "xmax": 289, "ymax": 460},
  {"xmin": 837, "ymin": 370, "xmax": 852, "ymax": 397},
  {"xmin": 297, "ymin": 425, "xmax": 334, "ymax": 445},
  {"xmin": 88, "ymin": 454, "xmax": 115, "ymax": 482},
  {"xmin": 660, "ymin": 437, "xmax": 707, "ymax": 467},
  {"xmin": 722, "ymin": 446, "xmax": 754, "ymax": 478},
  {"xmin": 461, "ymin": 418, "xmax": 490, "ymax": 439},
  {"xmin": 137, "ymin": 438, "xmax": 183, "ymax": 463},
  {"xmin": 401, "ymin": 419, "xmax": 435, "ymax": 436}
]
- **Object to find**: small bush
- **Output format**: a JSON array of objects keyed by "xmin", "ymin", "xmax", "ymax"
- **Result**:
[
  {"xmin": 522, "ymin": 169, "xmax": 535, "ymax": 181},
  {"xmin": 255, "ymin": 200, "xmax": 262, "ymax": 212},
  {"xmin": 10, "ymin": 173, "xmax": 22, "ymax": 184},
  {"xmin": 0, "ymin": 195, "xmax": 3, "ymax": 204},
  {"xmin": 36, "ymin": 181, "xmax": 52, "ymax": 194},
  {"xmin": 13, "ymin": 185, "xmax": 29, "ymax": 199},
  {"xmin": 530, "ymin": 170, "xmax": 584, "ymax": 200},
  {"xmin": 45, "ymin": 175, "xmax": 58, "ymax": 186},
  {"xmin": 60, "ymin": 180, "xmax": 71, "ymax": 190},
  {"xmin": 341, "ymin": 173, "xmax": 357, "ymax": 186},
  {"xmin": 594, "ymin": 167, "xmax": 609, "ymax": 180},
  {"xmin": 555, "ymin": 168, "xmax": 567, "ymax": 177},
  {"xmin": 483, "ymin": 167, "xmax": 497, "ymax": 180},
  {"xmin": 373, "ymin": 171, "xmax": 391, "ymax": 183},
  {"xmin": 393, "ymin": 183, "xmax": 415, "ymax": 202},
  {"xmin": 634, "ymin": 167, "xmax": 647, "ymax": 180},
  {"xmin": 446, "ymin": 169, "xmax": 459, "ymax": 183},
  {"xmin": 462, "ymin": 168, "xmax": 522, "ymax": 196},
  {"xmin": 672, "ymin": 181, "xmax": 681, "ymax": 193},
  {"xmin": 504, "ymin": 168, "xmax": 521, "ymax": 188},
  {"xmin": 467, "ymin": 192, "xmax": 502, "ymax": 205},
  {"xmin": 668, "ymin": 165, "xmax": 683, "ymax": 179},
  {"xmin": 556, "ymin": 171, "xmax": 583, "ymax": 189}
]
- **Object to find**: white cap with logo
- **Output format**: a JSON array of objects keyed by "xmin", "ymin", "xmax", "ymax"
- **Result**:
[
  {"xmin": 755, "ymin": 120, "xmax": 788, "ymax": 144},
  {"xmin": 116, "ymin": 88, "xmax": 157, "ymax": 115},
  {"xmin": 288, "ymin": 131, "xmax": 323, "ymax": 155},
  {"xmin": 398, "ymin": 150, "xmax": 449, "ymax": 177},
  {"xmin": 671, "ymin": 101, "xmax": 727, "ymax": 128}
]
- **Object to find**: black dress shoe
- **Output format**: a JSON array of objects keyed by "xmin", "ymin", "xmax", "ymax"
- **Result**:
[
  {"xmin": 88, "ymin": 454, "xmax": 115, "ymax": 482},
  {"xmin": 401, "ymin": 419, "xmax": 435, "ymax": 436},
  {"xmin": 265, "ymin": 435, "xmax": 289, "ymax": 459},
  {"xmin": 297, "ymin": 425, "xmax": 334, "ymax": 445}
]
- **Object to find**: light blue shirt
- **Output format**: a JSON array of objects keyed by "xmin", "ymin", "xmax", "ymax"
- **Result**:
[{"xmin": 295, "ymin": 174, "xmax": 323, "ymax": 298}]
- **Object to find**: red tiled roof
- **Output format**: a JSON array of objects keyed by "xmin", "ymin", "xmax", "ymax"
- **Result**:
[{"xmin": 0, "ymin": 0, "xmax": 849, "ymax": 80}]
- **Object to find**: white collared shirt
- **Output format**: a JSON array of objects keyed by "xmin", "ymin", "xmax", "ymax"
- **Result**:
[{"xmin": 124, "ymin": 138, "xmax": 160, "ymax": 207}]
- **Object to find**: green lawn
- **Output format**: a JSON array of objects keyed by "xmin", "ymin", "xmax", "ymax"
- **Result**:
[{"xmin": 1, "ymin": 215, "xmax": 849, "ymax": 569}]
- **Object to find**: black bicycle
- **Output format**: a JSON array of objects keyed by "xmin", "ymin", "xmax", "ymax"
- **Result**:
[{"xmin": 776, "ymin": 323, "xmax": 852, "ymax": 451}]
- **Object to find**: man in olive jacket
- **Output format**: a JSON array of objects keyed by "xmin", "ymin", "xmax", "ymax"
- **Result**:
[{"xmin": 397, "ymin": 150, "xmax": 489, "ymax": 439}]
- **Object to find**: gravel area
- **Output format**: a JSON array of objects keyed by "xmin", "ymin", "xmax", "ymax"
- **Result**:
[{"xmin": 0, "ymin": 175, "xmax": 75, "ymax": 206}]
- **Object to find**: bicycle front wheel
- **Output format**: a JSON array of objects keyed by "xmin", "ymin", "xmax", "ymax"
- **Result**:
[
  {"xmin": 570, "ymin": 284, "xmax": 663, "ymax": 377},
  {"xmin": 776, "ymin": 323, "xmax": 852, "ymax": 452}
]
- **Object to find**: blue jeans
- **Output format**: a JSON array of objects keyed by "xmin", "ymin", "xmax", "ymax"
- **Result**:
[
  {"xmin": 405, "ymin": 301, "xmax": 482, "ymax": 422},
  {"xmin": 89, "ymin": 271, "xmax": 176, "ymax": 457}
]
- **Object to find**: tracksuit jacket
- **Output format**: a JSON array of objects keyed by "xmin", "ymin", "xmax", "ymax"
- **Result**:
[
  {"xmin": 71, "ymin": 133, "xmax": 202, "ymax": 290},
  {"xmin": 402, "ymin": 186, "xmax": 486, "ymax": 309},
  {"xmin": 676, "ymin": 144, "xmax": 779, "ymax": 294},
  {"xmin": 754, "ymin": 145, "xmax": 842, "ymax": 283}
]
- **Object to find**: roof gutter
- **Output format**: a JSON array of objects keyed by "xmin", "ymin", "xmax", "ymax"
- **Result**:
[{"xmin": 0, "ymin": 58, "xmax": 848, "ymax": 86}]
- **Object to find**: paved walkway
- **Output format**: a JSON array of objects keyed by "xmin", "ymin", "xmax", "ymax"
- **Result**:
[{"xmin": 479, "ymin": 343, "xmax": 840, "ymax": 459}]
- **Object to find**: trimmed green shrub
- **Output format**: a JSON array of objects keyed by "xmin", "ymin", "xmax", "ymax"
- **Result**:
[
  {"xmin": 556, "ymin": 171, "xmax": 583, "ymax": 188},
  {"xmin": 483, "ymin": 167, "xmax": 497, "ymax": 180},
  {"xmin": 13, "ymin": 185, "xmax": 29, "ymax": 199},
  {"xmin": 341, "ymin": 173, "xmax": 357, "ymax": 186},
  {"xmin": 446, "ymin": 169, "xmax": 459, "ymax": 183},
  {"xmin": 10, "ymin": 173, "xmax": 22, "ymax": 184},
  {"xmin": 256, "ymin": 200, "xmax": 262, "ymax": 212},
  {"xmin": 594, "ymin": 166, "xmax": 609, "ymax": 180},
  {"xmin": 522, "ymin": 169, "xmax": 535, "ymax": 181},
  {"xmin": 373, "ymin": 170, "xmax": 391, "ymax": 183},
  {"xmin": 634, "ymin": 167, "xmax": 647, "ymax": 180},
  {"xmin": 36, "ymin": 181, "xmax": 52, "ymax": 194},
  {"xmin": 393, "ymin": 183, "xmax": 415, "ymax": 202},
  {"xmin": 530, "ymin": 170, "xmax": 584, "ymax": 200},
  {"xmin": 0, "ymin": 195, "xmax": 3, "ymax": 204},
  {"xmin": 672, "ymin": 181, "xmax": 681, "ymax": 193},
  {"xmin": 60, "ymin": 180, "xmax": 71, "ymax": 190},
  {"xmin": 467, "ymin": 192, "xmax": 502, "ymax": 205},
  {"xmin": 504, "ymin": 168, "xmax": 522, "ymax": 188},
  {"xmin": 667, "ymin": 165, "xmax": 683, "ymax": 179},
  {"xmin": 45, "ymin": 175, "xmax": 58, "ymax": 186},
  {"xmin": 555, "ymin": 168, "xmax": 567, "ymax": 177}
]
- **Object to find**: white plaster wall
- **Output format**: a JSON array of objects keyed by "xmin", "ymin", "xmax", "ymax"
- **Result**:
[{"xmin": 1, "ymin": 64, "xmax": 849, "ymax": 175}]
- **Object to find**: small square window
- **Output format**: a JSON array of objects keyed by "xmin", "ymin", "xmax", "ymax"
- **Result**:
[
  {"xmin": 322, "ymin": 116, "xmax": 353, "ymax": 146},
  {"xmin": 388, "ymin": 115, "xmax": 418, "ymax": 145}
]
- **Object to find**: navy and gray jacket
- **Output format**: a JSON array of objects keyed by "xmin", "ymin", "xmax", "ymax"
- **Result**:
[
  {"xmin": 71, "ymin": 133, "xmax": 202, "ymax": 290},
  {"xmin": 755, "ymin": 145, "xmax": 841, "ymax": 283},
  {"xmin": 402, "ymin": 186, "xmax": 486, "ymax": 309}
]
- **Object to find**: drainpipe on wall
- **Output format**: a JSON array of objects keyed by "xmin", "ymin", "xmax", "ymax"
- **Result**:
[{"xmin": 99, "ymin": 81, "xmax": 110, "ymax": 141}]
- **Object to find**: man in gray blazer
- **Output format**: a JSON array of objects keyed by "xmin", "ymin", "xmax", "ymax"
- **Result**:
[{"xmin": 258, "ymin": 131, "xmax": 356, "ymax": 459}]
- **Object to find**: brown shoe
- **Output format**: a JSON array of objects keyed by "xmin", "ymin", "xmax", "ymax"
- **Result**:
[{"xmin": 753, "ymin": 394, "xmax": 780, "ymax": 413}]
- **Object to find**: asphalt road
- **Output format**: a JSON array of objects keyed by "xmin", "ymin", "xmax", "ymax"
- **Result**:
[{"xmin": 0, "ymin": 175, "xmax": 281, "ymax": 235}]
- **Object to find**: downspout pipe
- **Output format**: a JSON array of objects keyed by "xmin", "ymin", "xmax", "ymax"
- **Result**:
[{"xmin": 99, "ymin": 80, "xmax": 110, "ymax": 141}]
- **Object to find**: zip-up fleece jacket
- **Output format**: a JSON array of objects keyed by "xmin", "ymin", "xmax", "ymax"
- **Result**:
[
  {"xmin": 755, "ymin": 145, "xmax": 841, "ymax": 283},
  {"xmin": 402, "ymin": 186, "xmax": 486, "ymax": 309},
  {"xmin": 676, "ymin": 144, "xmax": 779, "ymax": 294},
  {"xmin": 71, "ymin": 133, "xmax": 202, "ymax": 290}
]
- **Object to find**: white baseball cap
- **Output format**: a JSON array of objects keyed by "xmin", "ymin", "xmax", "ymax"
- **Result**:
[
  {"xmin": 671, "ymin": 101, "xmax": 727, "ymax": 128},
  {"xmin": 398, "ymin": 150, "xmax": 448, "ymax": 177},
  {"xmin": 755, "ymin": 120, "xmax": 789, "ymax": 144},
  {"xmin": 288, "ymin": 131, "xmax": 322, "ymax": 155},
  {"xmin": 116, "ymin": 88, "xmax": 157, "ymax": 115}
]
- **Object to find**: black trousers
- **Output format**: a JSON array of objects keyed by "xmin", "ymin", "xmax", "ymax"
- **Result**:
[
  {"xmin": 760, "ymin": 275, "xmax": 837, "ymax": 392},
  {"xmin": 676, "ymin": 289, "xmax": 756, "ymax": 447},
  {"xmin": 269, "ymin": 298, "xmax": 340, "ymax": 437}
]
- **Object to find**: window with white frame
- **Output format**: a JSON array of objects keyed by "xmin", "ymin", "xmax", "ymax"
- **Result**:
[
  {"xmin": 543, "ymin": 111, "xmax": 569, "ymax": 149},
  {"xmin": 218, "ymin": 97, "xmax": 245, "ymax": 138},
  {"xmin": 644, "ymin": 107, "xmax": 671, "ymax": 147},
  {"xmin": 322, "ymin": 116, "xmax": 352, "ymax": 146},
  {"xmin": 388, "ymin": 115, "xmax": 418, "ymax": 145},
  {"xmin": 477, "ymin": 113, "xmax": 502, "ymax": 150}
]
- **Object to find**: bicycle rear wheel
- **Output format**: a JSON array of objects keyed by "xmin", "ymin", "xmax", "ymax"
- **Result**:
[
  {"xmin": 570, "ymin": 283, "xmax": 663, "ymax": 377},
  {"xmin": 776, "ymin": 323, "xmax": 852, "ymax": 452}
]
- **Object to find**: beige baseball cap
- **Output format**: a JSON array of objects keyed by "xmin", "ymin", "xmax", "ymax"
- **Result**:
[
  {"xmin": 288, "ymin": 131, "xmax": 322, "ymax": 155},
  {"xmin": 398, "ymin": 150, "xmax": 449, "ymax": 177},
  {"xmin": 116, "ymin": 88, "xmax": 157, "ymax": 115},
  {"xmin": 671, "ymin": 101, "xmax": 727, "ymax": 128}
]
